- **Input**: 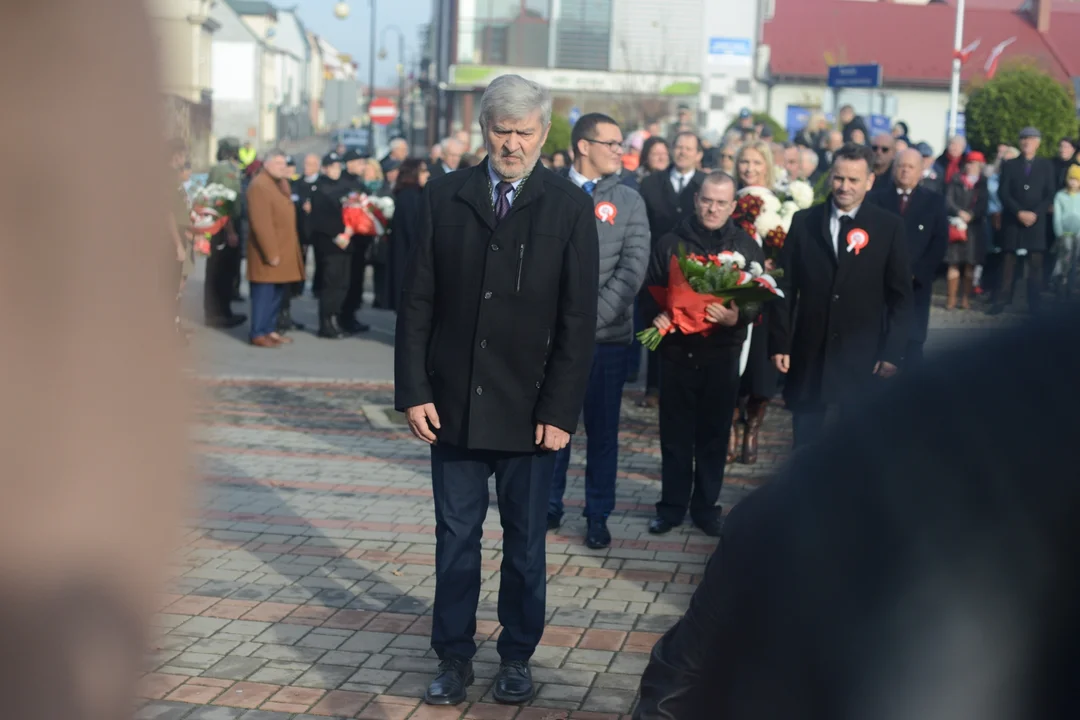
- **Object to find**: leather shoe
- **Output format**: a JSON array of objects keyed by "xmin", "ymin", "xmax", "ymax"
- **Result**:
[
  {"xmin": 693, "ymin": 513, "xmax": 724, "ymax": 538},
  {"xmin": 249, "ymin": 335, "xmax": 278, "ymax": 348},
  {"xmin": 424, "ymin": 658, "xmax": 473, "ymax": 706},
  {"xmin": 585, "ymin": 517, "xmax": 611, "ymax": 549},
  {"xmin": 546, "ymin": 513, "xmax": 561, "ymax": 531},
  {"xmin": 648, "ymin": 516, "xmax": 677, "ymax": 535},
  {"xmin": 492, "ymin": 660, "xmax": 534, "ymax": 704},
  {"xmin": 340, "ymin": 317, "xmax": 371, "ymax": 333},
  {"xmin": 268, "ymin": 332, "xmax": 293, "ymax": 345}
]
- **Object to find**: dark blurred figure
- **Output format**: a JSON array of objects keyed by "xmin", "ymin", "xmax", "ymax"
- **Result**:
[
  {"xmin": 0, "ymin": 1, "xmax": 190, "ymax": 719},
  {"xmin": 838, "ymin": 104, "xmax": 868, "ymax": 144},
  {"xmin": 457, "ymin": 153, "xmax": 478, "ymax": 170},
  {"xmin": 203, "ymin": 140, "xmax": 246, "ymax": 328},
  {"xmin": 308, "ymin": 153, "xmax": 353, "ymax": 339},
  {"xmin": 636, "ymin": 304, "xmax": 1080, "ymax": 720},
  {"xmin": 552, "ymin": 150, "xmax": 571, "ymax": 170},
  {"xmin": 387, "ymin": 158, "xmax": 430, "ymax": 312}
]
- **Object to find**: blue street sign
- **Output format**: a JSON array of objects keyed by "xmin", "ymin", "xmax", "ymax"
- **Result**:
[
  {"xmin": 827, "ymin": 64, "xmax": 883, "ymax": 89},
  {"xmin": 785, "ymin": 106, "xmax": 811, "ymax": 137},
  {"xmin": 568, "ymin": 106, "xmax": 581, "ymax": 125},
  {"xmin": 869, "ymin": 114, "xmax": 891, "ymax": 135},
  {"xmin": 708, "ymin": 37, "xmax": 752, "ymax": 59}
]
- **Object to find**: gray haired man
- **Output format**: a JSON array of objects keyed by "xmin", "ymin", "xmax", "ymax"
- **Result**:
[
  {"xmin": 395, "ymin": 74, "xmax": 599, "ymax": 706},
  {"xmin": 548, "ymin": 112, "xmax": 650, "ymax": 549}
]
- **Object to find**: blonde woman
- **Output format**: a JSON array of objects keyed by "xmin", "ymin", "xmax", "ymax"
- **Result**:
[{"xmin": 730, "ymin": 140, "xmax": 779, "ymax": 466}]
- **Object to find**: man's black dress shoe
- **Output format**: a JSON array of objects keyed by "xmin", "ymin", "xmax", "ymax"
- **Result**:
[
  {"xmin": 585, "ymin": 517, "xmax": 611, "ymax": 549},
  {"xmin": 693, "ymin": 514, "xmax": 724, "ymax": 538},
  {"xmin": 206, "ymin": 314, "xmax": 247, "ymax": 329},
  {"xmin": 648, "ymin": 516, "xmax": 678, "ymax": 535},
  {"xmin": 492, "ymin": 660, "xmax": 534, "ymax": 704},
  {"xmin": 547, "ymin": 513, "xmax": 561, "ymax": 531},
  {"xmin": 424, "ymin": 658, "xmax": 473, "ymax": 706}
]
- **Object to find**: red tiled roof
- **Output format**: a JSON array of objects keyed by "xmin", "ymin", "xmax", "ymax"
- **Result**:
[{"xmin": 763, "ymin": 0, "xmax": 1080, "ymax": 86}]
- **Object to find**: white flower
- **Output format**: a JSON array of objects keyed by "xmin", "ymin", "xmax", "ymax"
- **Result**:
[
  {"xmin": 738, "ymin": 186, "xmax": 782, "ymax": 215},
  {"xmin": 754, "ymin": 210, "xmax": 784, "ymax": 239},
  {"xmin": 371, "ymin": 195, "xmax": 395, "ymax": 219},
  {"xmin": 749, "ymin": 261, "xmax": 764, "ymax": 277},
  {"xmin": 780, "ymin": 200, "xmax": 799, "ymax": 218},
  {"xmin": 788, "ymin": 180, "xmax": 814, "ymax": 209},
  {"xmin": 715, "ymin": 251, "xmax": 734, "ymax": 265},
  {"xmin": 949, "ymin": 216, "xmax": 967, "ymax": 231},
  {"xmin": 755, "ymin": 274, "xmax": 785, "ymax": 298},
  {"xmin": 731, "ymin": 251, "xmax": 746, "ymax": 269}
]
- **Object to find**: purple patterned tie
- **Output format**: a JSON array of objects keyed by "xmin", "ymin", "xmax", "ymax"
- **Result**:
[{"xmin": 494, "ymin": 181, "xmax": 514, "ymax": 221}]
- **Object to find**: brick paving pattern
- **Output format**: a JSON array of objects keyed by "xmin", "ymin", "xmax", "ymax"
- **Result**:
[{"xmin": 139, "ymin": 381, "xmax": 791, "ymax": 719}]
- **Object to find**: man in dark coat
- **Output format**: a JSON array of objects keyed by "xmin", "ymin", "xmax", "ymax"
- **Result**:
[
  {"xmin": 306, "ymin": 152, "xmax": 355, "ymax": 339},
  {"xmin": 636, "ymin": 131, "xmax": 706, "ymax": 404},
  {"xmin": 203, "ymin": 139, "xmax": 246, "ymax": 329},
  {"xmin": 770, "ymin": 143, "xmax": 912, "ymax": 448},
  {"xmin": 395, "ymin": 74, "xmax": 599, "ymax": 708},
  {"xmin": 868, "ymin": 148, "xmax": 949, "ymax": 365},
  {"xmin": 641, "ymin": 172, "xmax": 764, "ymax": 538},
  {"xmin": 989, "ymin": 126, "xmax": 1057, "ymax": 315},
  {"xmin": 634, "ymin": 305, "xmax": 1080, "ymax": 720}
]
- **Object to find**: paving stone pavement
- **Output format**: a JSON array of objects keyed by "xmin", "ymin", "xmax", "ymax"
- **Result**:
[{"xmin": 140, "ymin": 381, "xmax": 790, "ymax": 719}]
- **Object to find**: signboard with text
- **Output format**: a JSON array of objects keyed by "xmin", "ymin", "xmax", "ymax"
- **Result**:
[
  {"xmin": 708, "ymin": 37, "xmax": 752, "ymax": 66},
  {"xmin": 827, "ymin": 64, "xmax": 883, "ymax": 89}
]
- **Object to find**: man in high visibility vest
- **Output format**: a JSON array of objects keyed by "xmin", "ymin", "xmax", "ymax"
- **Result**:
[{"xmin": 238, "ymin": 141, "xmax": 256, "ymax": 169}]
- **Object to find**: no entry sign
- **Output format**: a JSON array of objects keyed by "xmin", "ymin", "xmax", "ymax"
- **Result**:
[{"xmin": 369, "ymin": 97, "xmax": 398, "ymax": 126}]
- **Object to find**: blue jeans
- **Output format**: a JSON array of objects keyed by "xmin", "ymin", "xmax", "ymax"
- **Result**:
[
  {"xmin": 549, "ymin": 343, "xmax": 628, "ymax": 521},
  {"xmin": 249, "ymin": 282, "xmax": 285, "ymax": 340}
]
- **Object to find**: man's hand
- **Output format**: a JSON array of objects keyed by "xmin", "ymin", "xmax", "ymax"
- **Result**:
[
  {"xmin": 268, "ymin": 256, "xmax": 281, "ymax": 267},
  {"xmin": 772, "ymin": 354, "xmax": 790, "ymax": 374},
  {"xmin": 406, "ymin": 403, "xmax": 441, "ymax": 444},
  {"xmin": 873, "ymin": 361, "xmax": 898, "ymax": 379},
  {"xmin": 303, "ymin": 199, "xmax": 312, "ymax": 215},
  {"xmin": 535, "ymin": 424, "xmax": 570, "ymax": 451},
  {"xmin": 1018, "ymin": 210, "xmax": 1037, "ymax": 227},
  {"xmin": 765, "ymin": 258, "xmax": 776, "ymax": 272},
  {"xmin": 959, "ymin": 210, "xmax": 973, "ymax": 224},
  {"xmin": 652, "ymin": 311, "xmax": 672, "ymax": 333},
  {"xmin": 334, "ymin": 234, "xmax": 350, "ymax": 250},
  {"xmin": 705, "ymin": 301, "xmax": 739, "ymax": 327}
]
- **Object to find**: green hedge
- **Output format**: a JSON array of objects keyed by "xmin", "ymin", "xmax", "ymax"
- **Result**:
[
  {"xmin": 544, "ymin": 114, "xmax": 572, "ymax": 154},
  {"xmin": 725, "ymin": 112, "xmax": 789, "ymax": 143},
  {"xmin": 964, "ymin": 60, "xmax": 1076, "ymax": 160}
]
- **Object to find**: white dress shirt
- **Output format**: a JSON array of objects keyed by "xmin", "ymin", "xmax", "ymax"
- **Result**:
[
  {"xmin": 568, "ymin": 166, "xmax": 601, "ymax": 190},
  {"xmin": 488, "ymin": 163, "xmax": 525, "ymax": 207},
  {"xmin": 829, "ymin": 203, "xmax": 861, "ymax": 256},
  {"xmin": 671, "ymin": 168, "xmax": 695, "ymax": 195}
]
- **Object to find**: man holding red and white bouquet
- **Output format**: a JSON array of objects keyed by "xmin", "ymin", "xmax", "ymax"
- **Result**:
[{"xmin": 640, "ymin": 171, "xmax": 767, "ymax": 537}]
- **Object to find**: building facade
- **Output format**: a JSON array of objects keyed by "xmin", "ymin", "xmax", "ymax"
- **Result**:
[{"xmin": 210, "ymin": 1, "xmax": 266, "ymax": 151}]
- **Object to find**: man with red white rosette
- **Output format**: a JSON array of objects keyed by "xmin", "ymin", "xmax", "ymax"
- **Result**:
[{"xmin": 769, "ymin": 143, "xmax": 913, "ymax": 448}]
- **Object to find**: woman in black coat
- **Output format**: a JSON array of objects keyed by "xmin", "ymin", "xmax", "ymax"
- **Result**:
[{"xmin": 387, "ymin": 159, "xmax": 430, "ymax": 312}]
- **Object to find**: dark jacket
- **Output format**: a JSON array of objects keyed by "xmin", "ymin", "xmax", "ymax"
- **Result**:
[
  {"xmin": 642, "ymin": 217, "xmax": 765, "ymax": 366},
  {"xmin": 867, "ymin": 184, "xmax": 949, "ymax": 345},
  {"xmin": 841, "ymin": 114, "xmax": 869, "ymax": 143},
  {"xmin": 307, "ymin": 174, "xmax": 358, "ymax": 255},
  {"xmin": 639, "ymin": 168, "xmax": 706, "ymax": 249},
  {"xmin": 769, "ymin": 198, "xmax": 912, "ymax": 409},
  {"xmin": 999, "ymin": 155, "xmax": 1056, "ymax": 252},
  {"xmin": 394, "ymin": 160, "xmax": 600, "ymax": 452},
  {"xmin": 292, "ymin": 176, "xmax": 320, "ymax": 244},
  {"xmin": 945, "ymin": 174, "xmax": 989, "ymax": 244},
  {"xmin": 635, "ymin": 307, "xmax": 1080, "ymax": 720},
  {"xmin": 388, "ymin": 185, "xmax": 424, "ymax": 312}
]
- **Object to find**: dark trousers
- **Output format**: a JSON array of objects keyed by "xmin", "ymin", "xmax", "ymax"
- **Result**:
[
  {"xmin": 203, "ymin": 235, "xmax": 240, "ymax": 321},
  {"xmin": 318, "ymin": 253, "xmax": 351, "ymax": 316},
  {"xmin": 628, "ymin": 298, "xmax": 644, "ymax": 379},
  {"xmin": 292, "ymin": 244, "xmax": 311, "ymax": 297},
  {"xmin": 656, "ymin": 351, "xmax": 740, "ymax": 525},
  {"xmin": 249, "ymin": 282, "xmax": 284, "ymax": 340},
  {"xmin": 549, "ymin": 343, "xmax": 628, "ymax": 521},
  {"xmin": 342, "ymin": 236, "xmax": 372, "ymax": 318},
  {"xmin": 430, "ymin": 443, "xmax": 555, "ymax": 663},
  {"xmin": 905, "ymin": 340, "xmax": 925, "ymax": 368},
  {"xmin": 640, "ymin": 291, "xmax": 660, "ymax": 394},
  {"xmin": 999, "ymin": 251, "xmax": 1045, "ymax": 312}
]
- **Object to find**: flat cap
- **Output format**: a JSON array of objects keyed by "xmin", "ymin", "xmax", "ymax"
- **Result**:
[
  {"xmin": 916, "ymin": 142, "xmax": 934, "ymax": 158},
  {"xmin": 322, "ymin": 152, "xmax": 342, "ymax": 166},
  {"xmin": 1019, "ymin": 126, "xmax": 1041, "ymax": 139}
]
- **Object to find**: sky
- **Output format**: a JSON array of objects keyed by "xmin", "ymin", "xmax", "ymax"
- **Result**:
[{"xmin": 294, "ymin": 0, "xmax": 434, "ymax": 88}]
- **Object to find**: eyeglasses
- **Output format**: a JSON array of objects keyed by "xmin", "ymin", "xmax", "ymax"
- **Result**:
[
  {"xmin": 722, "ymin": 154, "xmax": 736, "ymax": 161},
  {"xmin": 585, "ymin": 138, "xmax": 624, "ymax": 153},
  {"xmin": 871, "ymin": 145, "xmax": 892, "ymax": 153}
]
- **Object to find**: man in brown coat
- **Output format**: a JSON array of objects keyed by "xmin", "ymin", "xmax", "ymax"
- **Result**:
[{"xmin": 246, "ymin": 149, "xmax": 305, "ymax": 347}]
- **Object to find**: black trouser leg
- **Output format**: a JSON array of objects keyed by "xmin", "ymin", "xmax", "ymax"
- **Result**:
[
  {"xmin": 318, "ymin": 253, "xmax": 351, "ymax": 317},
  {"xmin": 656, "ymin": 357, "xmax": 699, "ymax": 525},
  {"xmin": 341, "ymin": 237, "xmax": 371, "ymax": 318},
  {"xmin": 1028, "ymin": 251, "xmax": 1045, "ymax": 314},
  {"xmin": 203, "ymin": 235, "xmax": 235, "ymax": 322},
  {"xmin": 689, "ymin": 351, "xmax": 740, "ymax": 524},
  {"xmin": 998, "ymin": 252, "xmax": 1017, "ymax": 305}
]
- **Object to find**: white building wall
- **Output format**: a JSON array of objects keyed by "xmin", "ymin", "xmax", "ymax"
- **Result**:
[
  {"xmin": 700, "ymin": 0, "xmax": 759, "ymax": 132},
  {"xmin": 608, "ymin": 0, "xmax": 703, "ymax": 76}
]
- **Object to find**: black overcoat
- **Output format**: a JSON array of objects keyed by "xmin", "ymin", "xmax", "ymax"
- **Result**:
[
  {"xmin": 638, "ymin": 168, "xmax": 706, "ymax": 248},
  {"xmin": 769, "ymin": 199, "xmax": 912, "ymax": 410},
  {"xmin": 999, "ymin": 155, "xmax": 1056, "ymax": 252},
  {"xmin": 394, "ymin": 160, "xmax": 599, "ymax": 453},
  {"xmin": 867, "ymin": 185, "xmax": 949, "ymax": 345}
]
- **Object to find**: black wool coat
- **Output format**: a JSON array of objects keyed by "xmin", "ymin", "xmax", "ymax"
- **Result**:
[
  {"xmin": 394, "ymin": 160, "xmax": 600, "ymax": 453},
  {"xmin": 998, "ymin": 155, "xmax": 1056, "ymax": 252},
  {"xmin": 867, "ymin": 184, "xmax": 949, "ymax": 345},
  {"xmin": 769, "ymin": 198, "xmax": 912, "ymax": 410},
  {"xmin": 638, "ymin": 168, "xmax": 706, "ymax": 248}
]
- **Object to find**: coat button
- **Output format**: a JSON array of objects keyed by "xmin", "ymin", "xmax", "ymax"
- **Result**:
[
  {"xmin": 480, "ymin": 339, "xmax": 487, "ymax": 349},
  {"xmin": 687, "ymin": 352, "xmax": 693, "ymax": 359},
  {"xmin": 535, "ymin": 381, "xmax": 541, "ymax": 388},
  {"xmin": 490, "ymin": 243, "xmax": 499, "ymax": 251},
  {"xmin": 1024, "ymin": 184, "xmax": 1030, "ymax": 191},
  {"xmin": 918, "ymin": 224, "xmax": 924, "ymax": 231},
  {"xmin": 484, "ymin": 291, "xmax": 492, "ymax": 299},
  {"xmin": 476, "ymin": 386, "xmax": 483, "ymax": 396},
  {"xmin": 833, "ymin": 294, "xmax": 840, "ymax": 301}
]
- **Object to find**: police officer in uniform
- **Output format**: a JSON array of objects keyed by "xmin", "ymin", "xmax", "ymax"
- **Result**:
[
  {"xmin": 203, "ymin": 139, "xmax": 246, "ymax": 328},
  {"xmin": 340, "ymin": 148, "xmax": 373, "ymax": 333},
  {"xmin": 308, "ymin": 152, "xmax": 355, "ymax": 338}
]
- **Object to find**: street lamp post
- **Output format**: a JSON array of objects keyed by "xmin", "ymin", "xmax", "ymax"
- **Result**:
[
  {"xmin": 380, "ymin": 25, "xmax": 408, "ymax": 144},
  {"xmin": 334, "ymin": 0, "xmax": 377, "ymax": 154}
]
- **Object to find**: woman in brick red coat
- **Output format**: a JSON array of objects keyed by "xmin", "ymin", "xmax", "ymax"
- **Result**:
[{"xmin": 245, "ymin": 150, "xmax": 304, "ymax": 347}]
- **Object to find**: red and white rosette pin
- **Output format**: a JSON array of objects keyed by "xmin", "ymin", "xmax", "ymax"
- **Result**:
[
  {"xmin": 846, "ymin": 227, "xmax": 869, "ymax": 256},
  {"xmin": 595, "ymin": 201, "xmax": 617, "ymax": 225}
]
